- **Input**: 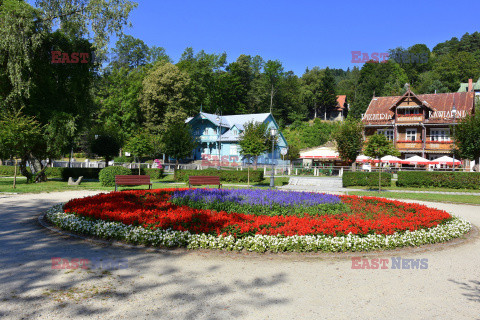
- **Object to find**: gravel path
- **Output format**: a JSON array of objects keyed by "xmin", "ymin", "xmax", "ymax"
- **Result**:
[{"xmin": 0, "ymin": 191, "xmax": 479, "ymax": 319}]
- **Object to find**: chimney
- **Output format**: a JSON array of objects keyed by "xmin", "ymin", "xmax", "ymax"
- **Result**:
[{"xmin": 468, "ymin": 79, "xmax": 473, "ymax": 92}]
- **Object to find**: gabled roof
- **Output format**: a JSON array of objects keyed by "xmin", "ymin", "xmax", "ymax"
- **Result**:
[
  {"xmin": 336, "ymin": 95, "xmax": 347, "ymax": 111},
  {"xmin": 388, "ymin": 88, "xmax": 435, "ymax": 112},
  {"xmin": 458, "ymin": 78, "xmax": 480, "ymax": 92},
  {"xmin": 187, "ymin": 112, "xmax": 271, "ymax": 129},
  {"xmin": 362, "ymin": 91, "xmax": 475, "ymax": 125}
]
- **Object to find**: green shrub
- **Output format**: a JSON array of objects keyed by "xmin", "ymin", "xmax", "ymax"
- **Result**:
[
  {"xmin": 45, "ymin": 167, "xmax": 64, "ymax": 179},
  {"xmin": 397, "ymin": 172, "xmax": 480, "ymax": 189},
  {"xmin": 0, "ymin": 165, "xmax": 20, "ymax": 176},
  {"xmin": 114, "ymin": 155, "xmax": 133, "ymax": 163},
  {"xmin": 342, "ymin": 172, "xmax": 392, "ymax": 187},
  {"xmin": 60, "ymin": 168, "xmax": 103, "ymax": 181},
  {"xmin": 174, "ymin": 169, "xmax": 264, "ymax": 183},
  {"xmin": 99, "ymin": 166, "xmax": 132, "ymax": 187},
  {"xmin": 141, "ymin": 168, "xmax": 164, "ymax": 180}
]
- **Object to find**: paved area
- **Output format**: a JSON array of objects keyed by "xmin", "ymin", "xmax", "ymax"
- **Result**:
[{"xmin": 0, "ymin": 191, "xmax": 479, "ymax": 319}]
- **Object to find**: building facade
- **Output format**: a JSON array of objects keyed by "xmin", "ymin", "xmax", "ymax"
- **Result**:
[
  {"xmin": 186, "ymin": 112, "xmax": 288, "ymax": 165},
  {"xmin": 362, "ymin": 87, "xmax": 476, "ymax": 161}
]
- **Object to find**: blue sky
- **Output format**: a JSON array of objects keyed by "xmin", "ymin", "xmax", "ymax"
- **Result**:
[{"xmin": 35, "ymin": 0, "xmax": 480, "ymax": 75}]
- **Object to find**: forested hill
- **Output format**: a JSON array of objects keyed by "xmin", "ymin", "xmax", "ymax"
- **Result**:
[{"xmin": 92, "ymin": 31, "xmax": 480, "ymax": 136}]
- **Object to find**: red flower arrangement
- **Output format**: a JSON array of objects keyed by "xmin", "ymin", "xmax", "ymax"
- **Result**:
[{"xmin": 63, "ymin": 189, "xmax": 451, "ymax": 238}]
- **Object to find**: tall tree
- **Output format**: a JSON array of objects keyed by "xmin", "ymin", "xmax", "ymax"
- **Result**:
[
  {"xmin": 301, "ymin": 67, "xmax": 323, "ymax": 119},
  {"xmin": 264, "ymin": 60, "xmax": 284, "ymax": 113},
  {"xmin": 363, "ymin": 134, "xmax": 399, "ymax": 191},
  {"xmin": 140, "ymin": 62, "xmax": 194, "ymax": 134},
  {"xmin": 159, "ymin": 110, "xmax": 197, "ymax": 169},
  {"xmin": 452, "ymin": 113, "xmax": 480, "ymax": 172},
  {"xmin": 0, "ymin": 110, "xmax": 45, "ymax": 186},
  {"xmin": 318, "ymin": 67, "xmax": 338, "ymax": 120},
  {"xmin": 332, "ymin": 120, "xmax": 364, "ymax": 171},
  {"xmin": 238, "ymin": 121, "xmax": 270, "ymax": 169}
]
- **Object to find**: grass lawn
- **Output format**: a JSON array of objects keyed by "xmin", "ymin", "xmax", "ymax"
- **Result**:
[
  {"xmin": 348, "ymin": 191, "xmax": 480, "ymax": 205},
  {"xmin": 0, "ymin": 176, "xmax": 290, "ymax": 193}
]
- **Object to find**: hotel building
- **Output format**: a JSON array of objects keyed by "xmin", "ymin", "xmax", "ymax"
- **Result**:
[{"xmin": 362, "ymin": 86, "xmax": 476, "ymax": 161}]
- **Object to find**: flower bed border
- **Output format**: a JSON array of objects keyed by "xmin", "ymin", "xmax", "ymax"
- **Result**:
[{"xmin": 45, "ymin": 203, "xmax": 472, "ymax": 253}]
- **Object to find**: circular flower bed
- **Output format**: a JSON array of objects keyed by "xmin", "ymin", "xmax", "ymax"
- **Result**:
[{"xmin": 45, "ymin": 188, "xmax": 472, "ymax": 252}]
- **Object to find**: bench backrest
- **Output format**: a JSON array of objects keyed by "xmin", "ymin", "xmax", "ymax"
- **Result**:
[
  {"xmin": 189, "ymin": 175, "xmax": 220, "ymax": 184},
  {"xmin": 115, "ymin": 175, "xmax": 151, "ymax": 184}
]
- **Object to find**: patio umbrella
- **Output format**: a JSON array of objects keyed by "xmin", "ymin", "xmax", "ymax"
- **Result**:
[
  {"xmin": 429, "ymin": 156, "xmax": 461, "ymax": 166},
  {"xmin": 356, "ymin": 155, "xmax": 372, "ymax": 163},
  {"xmin": 380, "ymin": 155, "xmax": 402, "ymax": 164},
  {"xmin": 400, "ymin": 155, "xmax": 431, "ymax": 165}
]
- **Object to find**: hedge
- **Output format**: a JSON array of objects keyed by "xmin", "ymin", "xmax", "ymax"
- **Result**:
[
  {"xmin": 0, "ymin": 165, "xmax": 20, "ymax": 176},
  {"xmin": 99, "ymin": 166, "xmax": 132, "ymax": 187},
  {"xmin": 342, "ymin": 172, "xmax": 392, "ymax": 187},
  {"xmin": 397, "ymin": 171, "xmax": 480, "ymax": 189},
  {"xmin": 174, "ymin": 169, "xmax": 264, "ymax": 183}
]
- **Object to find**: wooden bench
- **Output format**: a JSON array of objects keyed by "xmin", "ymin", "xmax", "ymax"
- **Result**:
[
  {"xmin": 188, "ymin": 175, "xmax": 222, "ymax": 188},
  {"xmin": 115, "ymin": 175, "xmax": 152, "ymax": 191}
]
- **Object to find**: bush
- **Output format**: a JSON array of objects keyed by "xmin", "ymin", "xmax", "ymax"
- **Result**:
[
  {"xmin": 114, "ymin": 155, "xmax": 133, "ymax": 163},
  {"xmin": 45, "ymin": 167, "xmax": 64, "ymax": 179},
  {"xmin": 397, "ymin": 172, "xmax": 480, "ymax": 189},
  {"xmin": 0, "ymin": 165, "xmax": 20, "ymax": 176},
  {"xmin": 174, "ymin": 169, "xmax": 264, "ymax": 183},
  {"xmin": 99, "ymin": 166, "xmax": 132, "ymax": 187},
  {"xmin": 141, "ymin": 168, "xmax": 164, "ymax": 180},
  {"xmin": 342, "ymin": 172, "xmax": 392, "ymax": 187}
]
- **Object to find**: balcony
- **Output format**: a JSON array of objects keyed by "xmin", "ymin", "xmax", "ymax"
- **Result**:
[
  {"xmin": 426, "ymin": 141, "xmax": 452, "ymax": 150},
  {"xmin": 396, "ymin": 114, "xmax": 424, "ymax": 123},
  {"xmin": 395, "ymin": 141, "xmax": 423, "ymax": 150}
]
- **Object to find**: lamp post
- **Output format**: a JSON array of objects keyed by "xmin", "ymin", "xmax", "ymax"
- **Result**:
[
  {"xmin": 215, "ymin": 110, "xmax": 222, "ymax": 170},
  {"xmin": 270, "ymin": 128, "xmax": 277, "ymax": 188},
  {"xmin": 451, "ymin": 103, "xmax": 457, "ymax": 172}
]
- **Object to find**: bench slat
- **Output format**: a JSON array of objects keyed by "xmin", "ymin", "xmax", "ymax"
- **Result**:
[
  {"xmin": 115, "ymin": 175, "xmax": 152, "ymax": 191},
  {"xmin": 188, "ymin": 175, "xmax": 221, "ymax": 188}
]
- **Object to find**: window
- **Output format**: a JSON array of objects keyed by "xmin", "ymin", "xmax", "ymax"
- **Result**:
[
  {"xmin": 230, "ymin": 145, "xmax": 238, "ymax": 155},
  {"xmin": 203, "ymin": 128, "xmax": 209, "ymax": 135},
  {"xmin": 431, "ymin": 129, "xmax": 450, "ymax": 142},
  {"xmin": 406, "ymin": 129, "xmax": 417, "ymax": 141},
  {"xmin": 377, "ymin": 129, "xmax": 394, "ymax": 141}
]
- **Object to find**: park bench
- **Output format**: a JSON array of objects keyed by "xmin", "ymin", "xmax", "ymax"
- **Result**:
[
  {"xmin": 188, "ymin": 175, "xmax": 222, "ymax": 188},
  {"xmin": 115, "ymin": 175, "xmax": 152, "ymax": 191}
]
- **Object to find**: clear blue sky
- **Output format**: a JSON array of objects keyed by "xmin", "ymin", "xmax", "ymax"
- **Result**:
[{"xmin": 45, "ymin": 0, "xmax": 480, "ymax": 75}]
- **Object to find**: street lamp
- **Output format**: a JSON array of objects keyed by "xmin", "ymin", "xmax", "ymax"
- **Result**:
[
  {"xmin": 451, "ymin": 103, "xmax": 457, "ymax": 172},
  {"xmin": 215, "ymin": 109, "xmax": 222, "ymax": 170},
  {"xmin": 270, "ymin": 128, "xmax": 277, "ymax": 188}
]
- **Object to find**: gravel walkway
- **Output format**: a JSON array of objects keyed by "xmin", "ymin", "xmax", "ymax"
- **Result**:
[{"xmin": 0, "ymin": 190, "xmax": 479, "ymax": 319}]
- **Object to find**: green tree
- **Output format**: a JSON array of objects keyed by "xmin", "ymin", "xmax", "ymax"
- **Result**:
[
  {"xmin": 159, "ymin": 111, "xmax": 197, "ymax": 169},
  {"xmin": 318, "ymin": 67, "xmax": 338, "ymax": 120},
  {"xmin": 264, "ymin": 60, "xmax": 284, "ymax": 113},
  {"xmin": 238, "ymin": 121, "xmax": 270, "ymax": 169},
  {"xmin": 301, "ymin": 67, "xmax": 323, "ymax": 119},
  {"xmin": 124, "ymin": 132, "xmax": 154, "ymax": 174},
  {"xmin": 140, "ymin": 63, "xmax": 194, "ymax": 134},
  {"xmin": 349, "ymin": 61, "xmax": 408, "ymax": 119},
  {"xmin": 332, "ymin": 120, "xmax": 364, "ymax": 171},
  {"xmin": 452, "ymin": 113, "xmax": 480, "ymax": 172},
  {"xmin": 363, "ymin": 134, "xmax": 399, "ymax": 191},
  {"xmin": 0, "ymin": 110, "xmax": 44, "ymax": 187},
  {"xmin": 112, "ymin": 34, "xmax": 150, "ymax": 69},
  {"xmin": 85, "ymin": 128, "xmax": 121, "ymax": 167}
]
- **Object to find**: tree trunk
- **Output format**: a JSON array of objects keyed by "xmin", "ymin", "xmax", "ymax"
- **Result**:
[
  {"xmin": 378, "ymin": 162, "xmax": 382, "ymax": 192},
  {"xmin": 351, "ymin": 162, "xmax": 356, "ymax": 172},
  {"xmin": 13, "ymin": 159, "xmax": 17, "ymax": 189},
  {"xmin": 270, "ymin": 85, "xmax": 274, "ymax": 114},
  {"xmin": 254, "ymin": 156, "xmax": 258, "ymax": 170}
]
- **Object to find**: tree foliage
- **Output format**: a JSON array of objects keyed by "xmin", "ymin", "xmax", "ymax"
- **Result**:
[
  {"xmin": 332, "ymin": 120, "xmax": 364, "ymax": 166},
  {"xmin": 452, "ymin": 113, "xmax": 480, "ymax": 171},
  {"xmin": 238, "ymin": 121, "xmax": 270, "ymax": 169}
]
